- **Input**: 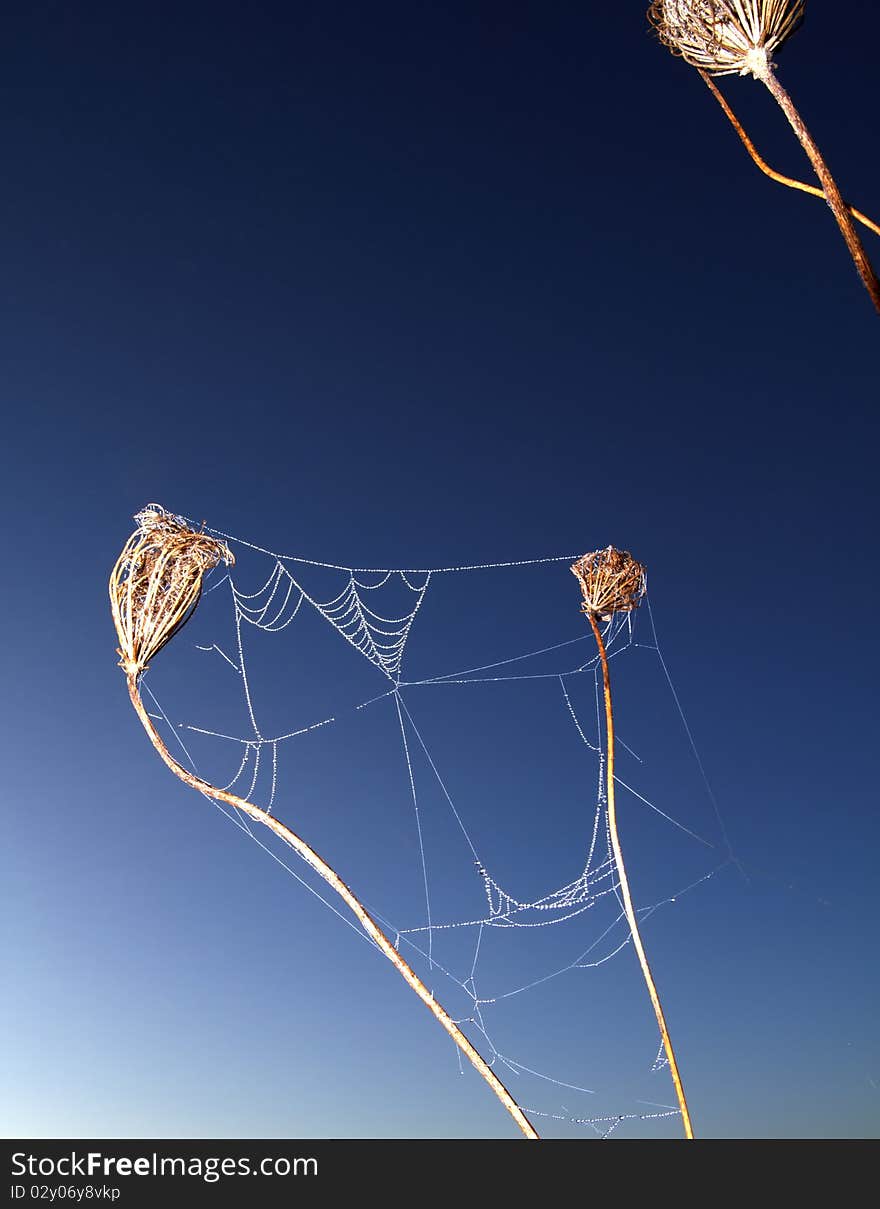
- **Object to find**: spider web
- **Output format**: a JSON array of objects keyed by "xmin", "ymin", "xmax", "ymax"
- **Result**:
[{"xmin": 139, "ymin": 519, "xmax": 733, "ymax": 1138}]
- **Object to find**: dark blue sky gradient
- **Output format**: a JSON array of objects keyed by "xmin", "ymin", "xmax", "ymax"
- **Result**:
[{"xmin": 2, "ymin": 2, "xmax": 879, "ymax": 1139}]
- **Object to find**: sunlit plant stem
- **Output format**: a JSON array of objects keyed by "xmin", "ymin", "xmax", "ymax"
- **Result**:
[
  {"xmin": 573, "ymin": 548, "xmax": 694, "ymax": 1139},
  {"xmin": 649, "ymin": 1, "xmax": 880, "ymax": 313},
  {"xmin": 110, "ymin": 505, "xmax": 539, "ymax": 1140},
  {"xmin": 697, "ymin": 70, "xmax": 880, "ymax": 239}
]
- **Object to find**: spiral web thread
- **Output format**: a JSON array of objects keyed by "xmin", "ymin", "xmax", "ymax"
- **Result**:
[{"xmin": 136, "ymin": 515, "xmax": 731, "ymax": 1136}]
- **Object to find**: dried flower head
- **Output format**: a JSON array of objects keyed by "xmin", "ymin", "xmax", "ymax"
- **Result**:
[
  {"xmin": 571, "ymin": 547, "xmax": 647, "ymax": 621},
  {"xmin": 648, "ymin": 0, "xmax": 805, "ymax": 77},
  {"xmin": 110, "ymin": 504, "xmax": 234, "ymax": 676}
]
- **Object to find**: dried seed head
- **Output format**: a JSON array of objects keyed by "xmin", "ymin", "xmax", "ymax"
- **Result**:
[
  {"xmin": 571, "ymin": 547, "xmax": 647, "ymax": 621},
  {"xmin": 110, "ymin": 504, "xmax": 234, "ymax": 676},
  {"xmin": 648, "ymin": 0, "xmax": 805, "ymax": 78}
]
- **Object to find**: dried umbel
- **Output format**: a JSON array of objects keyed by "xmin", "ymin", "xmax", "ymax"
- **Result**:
[
  {"xmin": 109, "ymin": 504, "xmax": 234, "ymax": 676},
  {"xmin": 648, "ymin": 1, "xmax": 880, "ymax": 314},
  {"xmin": 648, "ymin": 0, "xmax": 805, "ymax": 78},
  {"xmin": 571, "ymin": 547, "xmax": 646, "ymax": 621}
]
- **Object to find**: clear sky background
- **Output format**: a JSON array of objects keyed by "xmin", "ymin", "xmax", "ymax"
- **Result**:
[{"xmin": 2, "ymin": 1, "xmax": 878, "ymax": 1140}]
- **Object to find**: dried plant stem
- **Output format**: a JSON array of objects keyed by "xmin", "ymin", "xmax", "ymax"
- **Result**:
[
  {"xmin": 698, "ymin": 70, "xmax": 880, "ymax": 240},
  {"xmin": 586, "ymin": 613, "xmax": 694, "ymax": 1140},
  {"xmin": 126, "ymin": 672, "xmax": 539, "ymax": 1140},
  {"xmin": 749, "ymin": 63, "xmax": 880, "ymax": 313}
]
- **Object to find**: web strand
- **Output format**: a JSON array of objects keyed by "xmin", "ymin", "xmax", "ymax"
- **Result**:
[{"xmin": 147, "ymin": 527, "xmax": 729, "ymax": 1135}]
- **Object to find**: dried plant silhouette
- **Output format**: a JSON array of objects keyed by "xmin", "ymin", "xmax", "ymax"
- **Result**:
[
  {"xmin": 110, "ymin": 504, "xmax": 539, "ymax": 1140},
  {"xmin": 572, "ymin": 548, "xmax": 694, "ymax": 1140},
  {"xmin": 649, "ymin": 1, "xmax": 880, "ymax": 313}
]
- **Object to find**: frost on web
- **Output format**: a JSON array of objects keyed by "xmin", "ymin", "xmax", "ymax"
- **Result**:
[{"xmin": 138, "ymin": 518, "xmax": 728, "ymax": 1138}]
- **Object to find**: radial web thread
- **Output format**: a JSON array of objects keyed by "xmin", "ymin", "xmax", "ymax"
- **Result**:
[{"xmin": 139, "ymin": 518, "xmax": 734, "ymax": 1136}]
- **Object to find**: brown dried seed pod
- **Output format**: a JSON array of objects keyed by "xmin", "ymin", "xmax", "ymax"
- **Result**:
[
  {"xmin": 570, "ymin": 547, "xmax": 646, "ymax": 620},
  {"xmin": 109, "ymin": 504, "xmax": 234, "ymax": 676},
  {"xmin": 648, "ymin": 0, "xmax": 805, "ymax": 77}
]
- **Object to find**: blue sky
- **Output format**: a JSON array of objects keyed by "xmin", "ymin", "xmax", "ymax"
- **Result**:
[{"xmin": 2, "ymin": 1, "xmax": 879, "ymax": 1139}]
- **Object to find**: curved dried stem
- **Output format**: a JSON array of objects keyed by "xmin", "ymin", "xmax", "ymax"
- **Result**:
[
  {"xmin": 754, "ymin": 63, "xmax": 880, "ymax": 313},
  {"xmin": 648, "ymin": 0, "xmax": 805, "ymax": 77},
  {"xmin": 699, "ymin": 70, "xmax": 880, "ymax": 239},
  {"xmin": 125, "ymin": 673, "xmax": 539, "ymax": 1138},
  {"xmin": 110, "ymin": 505, "xmax": 537, "ymax": 1140},
  {"xmin": 573, "ymin": 549, "xmax": 694, "ymax": 1140},
  {"xmin": 587, "ymin": 615, "xmax": 694, "ymax": 1139},
  {"xmin": 648, "ymin": 3, "xmax": 880, "ymax": 312}
]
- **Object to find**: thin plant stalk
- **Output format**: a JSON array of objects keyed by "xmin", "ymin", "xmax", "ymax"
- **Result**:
[
  {"xmin": 125, "ymin": 672, "xmax": 539, "ymax": 1139},
  {"xmin": 648, "ymin": 1, "xmax": 880, "ymax": 313},
  {"xmin": 749, "ymin": 57, "xmax": 880, "ymax": 313},
  {"xmin": 111, "ymin": 505, "xmax": 538, "ymax": 1140},
  {"xmin": 698, "ymin": 69, "xmax": 880, "ymax": 239},
  {"xmin": 585, "ymin": 611, "xmax": 694, "ymax": 1139}
]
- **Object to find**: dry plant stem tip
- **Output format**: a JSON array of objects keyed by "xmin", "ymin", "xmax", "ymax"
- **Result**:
[
  {"xmin": 752, "ymin": 63, "xmax": 880, "ymax": 313},
  {"xmin": 587, "ymin": 611, "xmax": 695, "ymax": 1140},
  {"xmin": 124, "ymin": 673, "xmax": 538, "ymax": 1139},
  {"xmin": 698, "ymin": 70, "xmax": 880, "ymax": 239}
]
